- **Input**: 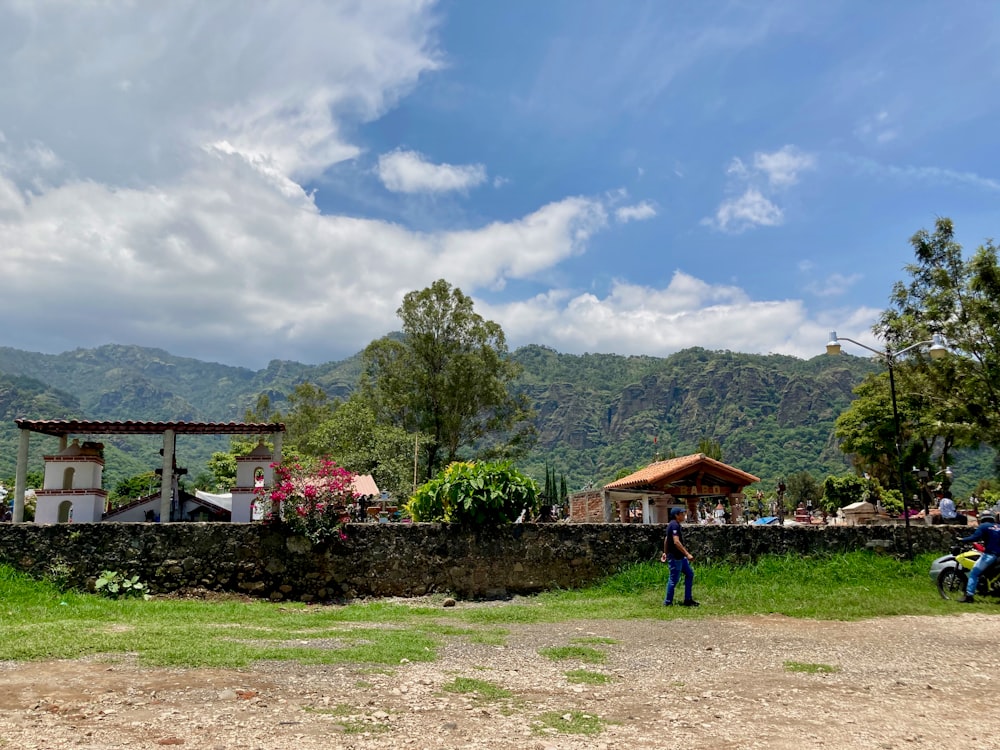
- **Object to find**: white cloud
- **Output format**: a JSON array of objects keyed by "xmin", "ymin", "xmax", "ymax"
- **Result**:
[
  {"xmin": 0, "ymin": 145, "xmax": 610, "ymax": 366},
  {"xmin": 753, "ymin": 145, "xmax": 816, "ymax": 187},
  {"xmin": 709, "ymin": 188, "xmax": 783, "ymax": 233},
  {"xmin": 436, "ymin": 197, "xmax": 607, "ymax": 283},
  {"xmin": 848, "ymin": 156, "xmax": 1000, "ymax": 192},
  {"xmin": 376, "ymin": 149, "xmax": 488, "ymax": 193},
  {"xmin": 805, "ymin": 272, "xmax": 863, "ymax": 298},
  {"xmin": 726, "ymin": 158, "xmax": 749, "ymax": 180},
  {"xmin": 615, "ymin": 201, "xmax": 657, "ymax": 223},
  {"xmin": 707, "ymin": 145, "xmax": 815, "ymax": 232},
  {"xmin": 0, "ymin": 1, "xmax": 441, "ymax": 188},
  {"xmin": 854, "ymin": 110, "xmax": 898, "ymax": 145},
  {"xmin": 479, "ymin": 271, "xmax": 877, "ymax": 360}
]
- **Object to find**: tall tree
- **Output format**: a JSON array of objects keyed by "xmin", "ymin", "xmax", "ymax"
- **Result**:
[
  {"xmin": 785, "ymin": 470, "xmax": 822, "ymax": 512},
  {"xmin": 834, "ymin": 371, "xmax": 952, "ymax": 488},
  {"xmin": 280, "ymin": 382, "xmax": 335, "ymax": 454},
  {"xmin": 306, "ymin": 395, "xmax": 420, "ymax": 500},
  {"xmin": 362, "ymin": 279, "xmax": 535, "ymax": 479},
  {"xmin": 878, "ymin": 218, "xmax": 1000, "ymax": 449},
  {"xmin": 697, "ymin": 437, "xmax": 723, "ymax": 461}
]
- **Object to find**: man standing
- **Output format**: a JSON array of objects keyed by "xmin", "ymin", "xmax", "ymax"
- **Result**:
[
  {"xmin": 662, "ymin": 507, "xmax": 699, "ymax": 607},
  {"xmin": 958, "ymin": 514, "xmax": 1000, "ymax": 603}
]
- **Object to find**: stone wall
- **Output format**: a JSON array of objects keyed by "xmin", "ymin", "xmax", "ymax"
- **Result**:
[{"xmin": 0, "ymin": 522, "xmax": 956, "ymax": 601}]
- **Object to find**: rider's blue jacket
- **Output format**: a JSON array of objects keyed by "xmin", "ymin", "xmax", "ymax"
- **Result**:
[{"xmin": 959, "ymin": 522, "xmax": 1000, "ymax": 556}]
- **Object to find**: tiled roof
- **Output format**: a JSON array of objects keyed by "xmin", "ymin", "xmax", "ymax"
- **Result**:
[
  {"xmin": 352, "ymin": 474, "xmax": 380, "ymax": 497},
  {"xmin": 15, "ymin": 419, "xmax": 286, "ymax": 437},
  {"xmin": 604, "ymin": 453, "xmax": 760, "ymax": 491}
]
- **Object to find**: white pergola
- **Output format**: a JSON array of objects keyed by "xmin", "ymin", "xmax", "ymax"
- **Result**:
[{"xmin": 12, "ymin": 419, "xmax": 285, "ymax": 523}]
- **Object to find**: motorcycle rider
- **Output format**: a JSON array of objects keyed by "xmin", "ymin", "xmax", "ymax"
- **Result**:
[{"xmin": 957, "ymin": 513, "xmax": 1000, "ymax": 603}]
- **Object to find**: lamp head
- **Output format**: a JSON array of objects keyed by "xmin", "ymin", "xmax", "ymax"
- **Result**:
[
  {"xmin": 928, "ymin": 333, "xmax": 948, "ymax": 360},
  {"xmin": 825, "ymin": 331, "xmax": 842, "ymax": 356}
]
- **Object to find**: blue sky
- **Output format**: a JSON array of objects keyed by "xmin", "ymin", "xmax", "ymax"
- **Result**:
[{"xmin": 1, "ymin": 1, "xmax": 997, "ymax": 368}]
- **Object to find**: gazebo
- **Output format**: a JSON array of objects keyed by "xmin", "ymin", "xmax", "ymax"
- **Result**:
[{"xmin": 570, "ymin": 453, "xmax": 760, "ymax": 524}]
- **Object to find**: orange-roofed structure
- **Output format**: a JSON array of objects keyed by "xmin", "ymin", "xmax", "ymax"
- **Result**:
[{"xmin": 570, "ymin": 453, "xmax": 760, "ymax": 524}]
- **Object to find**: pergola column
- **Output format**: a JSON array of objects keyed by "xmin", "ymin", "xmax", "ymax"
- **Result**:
[
  {"xmin": 272, "ymin": 431, "xmax": 283, "ymax": 465},
  {"xmin": 13, "ymin": 428, "xmax": 29, "ymax": 524},
  {"xmin": 159, "ymin": 429, "xmax": 174, "ymax": 522}
]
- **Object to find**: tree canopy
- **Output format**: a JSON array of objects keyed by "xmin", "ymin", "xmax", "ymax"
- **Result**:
[
  {"xmin": 362, "ymin": 279, "xmax": 535, "ymax": 480},
  {"xmin": 835, "ymin": 218, "xmax": 996, "ymax": 495},
  {"xmin": 878, "ymin": 218, "xmax": 1000, "ymax": 449}
]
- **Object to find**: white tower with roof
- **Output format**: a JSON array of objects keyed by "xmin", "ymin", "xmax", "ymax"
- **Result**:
[{"xmin": 34, "ymin": 439, "xmax": 108, "ymax": 523}]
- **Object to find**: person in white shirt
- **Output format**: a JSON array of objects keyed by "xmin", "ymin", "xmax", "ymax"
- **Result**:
[{"xmin": 937, "ymin": 489, "xmax": 957, "ymax": 523}]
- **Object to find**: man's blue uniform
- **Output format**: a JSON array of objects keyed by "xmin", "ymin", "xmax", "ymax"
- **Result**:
[{"xmin": 663, "ymin": 511, "xmax": 694, "ymax": 605}]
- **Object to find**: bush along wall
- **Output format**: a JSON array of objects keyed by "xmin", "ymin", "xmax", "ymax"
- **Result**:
[{"xmin": 0, "ymin": 522, "xmax": 956, "ymax": 602}]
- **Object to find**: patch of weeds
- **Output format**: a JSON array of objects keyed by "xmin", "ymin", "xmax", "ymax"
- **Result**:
[
  {"xmin": 532, "ymin": 710, "xmax": 609, "ymax": 736},
  {"xmin": 784, "ymin": 661, "xmax": 840, "ymax": 674},
  {"xmin": 355, "ymin": 666, "xmax": 395, "ymax": 676},
  {"xmin": 415, "ymin": 623, "xmax": 477, "ymax": 637},
  {"xmin": 94, "ymin": 571, "xmax": 151, "ymax": 600},
  {"xmin": 565, "ymin": 669, "xmax": 612, "ymax": 685},
  {"xmin": 339, "ymin": 718, "xmax": 391, "ymax": 735},
  {"xmin": 570, "ymin": 636, "xmax": 617, "ymax": 645},
  {"xmin": 354, "ymin": 680, "xmax": 374, "ymax": 689},
  {"xmin": 45, "ymin": 559, "xmax": 75, "ymax": 591},
  {"xmin": 538, "ymin": 645, "xmax": 606, "ymax": 664},
  {"xmin": 303, "ymin": 703, "xmax": 355, "ymax": 717},
  {"xmin": 304, "ymin": 705, "xmax": 391, "ymax": 735},
  {"xmin": 467, "ymin": 627, "xmax": 508, "ymax": 646},
  {"xmin": 442, "ymin": 677, "xmax": 512, "ymax": 701}
]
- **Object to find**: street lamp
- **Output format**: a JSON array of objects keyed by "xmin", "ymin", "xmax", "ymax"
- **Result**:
[{"xmin": 826, "ymin": 331, "xmax": 948, "ymax": 558}]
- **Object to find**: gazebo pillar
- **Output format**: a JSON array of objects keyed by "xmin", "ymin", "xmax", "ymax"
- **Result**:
[
  {"xmin": 730, "ymin": 493, "xmax": 745, "ymax": 524},
  {"xmin": 685, "ymin": 497, "xmax": 698, "ymax": 519},
  {"xmin": 159, "ymin": 429, "xmax": 175, "ymax": 522},
  {"xmin": 13, "ymin": 428, "xmax": 29, "ymax": 524},
  {"xmin": 272, "ymin": 431, "xmax": 283, "ymax": 465}
]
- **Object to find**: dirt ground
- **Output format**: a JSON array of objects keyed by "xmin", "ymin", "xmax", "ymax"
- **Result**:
[{"xmin": 1, "ymin": 609, "xmax": 998, "ymax": 750}]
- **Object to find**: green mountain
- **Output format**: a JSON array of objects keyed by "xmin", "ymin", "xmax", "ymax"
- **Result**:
[
  {"xmin": 5, "ymin": 341, "xmax": 986, "ymax": 497},
  {"xmin": 511, "ymin": 345, "xmax": 880, "ymax": 491},
  {"xmin": 0, "ymin": 344, "xmax": 362, "ymax": 420},
  {"xmin": 0, "ymin": 369, "xmax": 166, "ymax": 484},
  {"xmin": 0, "ymin": 341, "xmax": 869, "ymax": 492}
]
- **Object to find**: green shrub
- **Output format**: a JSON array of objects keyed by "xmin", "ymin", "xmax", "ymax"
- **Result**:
[
  {"xmin": 405, "ymin": 461, "xmax": 539, "ymax": 525},
  {"xmin": 94, "ymin": 570, "xmax": 151, "ymax": 600},
  {"xmin": 822, "ymin": 473, "xmax": 870, "ymax": 511}
]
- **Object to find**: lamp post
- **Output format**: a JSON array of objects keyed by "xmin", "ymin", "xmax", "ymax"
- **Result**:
[{"xmin": 826, "ymin": 331, "xmax": 948, "ymax": 558}]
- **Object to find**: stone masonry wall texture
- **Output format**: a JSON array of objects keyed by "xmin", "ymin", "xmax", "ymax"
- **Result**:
[{"xmin": 0, "ymin": 522, "xmax": 955, "ymax": 601}]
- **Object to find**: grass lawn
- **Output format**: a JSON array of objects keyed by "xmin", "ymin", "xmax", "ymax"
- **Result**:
[{"xmin": 0, "ymin": 551, "xmax": 953, "ymax": 668}]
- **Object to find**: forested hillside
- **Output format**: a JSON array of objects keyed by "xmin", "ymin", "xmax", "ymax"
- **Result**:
[
  {"xmin": 511, "ymin": 345, "xmax": 881, "ymax": 490},
  {"xmin": 0, "ymin": 342, "xmax": 892, "ymax": 494}
]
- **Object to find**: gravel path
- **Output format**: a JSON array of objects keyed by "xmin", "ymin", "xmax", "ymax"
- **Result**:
[{"xmin": 1, "ymin": 611, "xmax": 997, "ymax": 749}]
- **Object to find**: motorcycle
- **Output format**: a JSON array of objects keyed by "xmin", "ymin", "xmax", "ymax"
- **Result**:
[{"xmin": 935, "ymin": 540, "xmax": 1000, "ymax": 600}]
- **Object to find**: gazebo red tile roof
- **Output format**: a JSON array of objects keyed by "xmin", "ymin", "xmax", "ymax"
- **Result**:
[{"xmin": 604, "ymin": 453, "xmax": 759, "ymax": 492}]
